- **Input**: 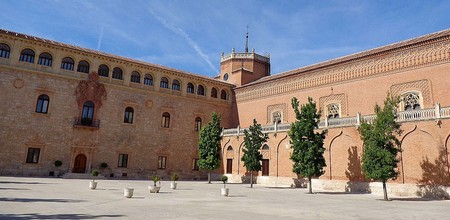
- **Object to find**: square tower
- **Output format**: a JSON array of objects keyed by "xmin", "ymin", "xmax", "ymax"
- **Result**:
[{"xmin": 219, "ymin": 49, "xmax": 270, "ymax": 86}]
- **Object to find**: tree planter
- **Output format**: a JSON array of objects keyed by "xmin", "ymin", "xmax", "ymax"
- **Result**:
[
  {"xmin": 148, "ymin": 185, "xmax": 161, "ymax": 193},
  {"xmin": 170, "ymin": 182, "xmax": 177, "ymax": 189},
  {"xmin": 124, "ymin": 187, "xmax": 134, "ymax": 198},
  {"xmin": 89, "ymin": 181, "xmax": 97, "ymax": 190},
  {"xmin": 221, "ymin": 188, "xmax": 229, "ymax": 196}
]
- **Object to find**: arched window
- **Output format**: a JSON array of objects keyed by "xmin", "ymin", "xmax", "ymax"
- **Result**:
[
  {"xmin": 327, "ymin": 104, "xmax": 340, "ymax": 119},
  {"xmin": 197, "ymin": 85, "xmax": 205, "ymax": 96},
  {"xmin": 77, "ymin": 60, "xmax": 90, "ymax": 73},
  {"xmin": 130, "ymin": 71, "xmax": 140, "ymax": 83},
  {"xmin": 172, "ymin": 80, "xmax": 180, "ymax": 91},
  {"xmin": 403, "ymin": 93, "xmax": 421, "ymax": 111},
  {"xmin": 162, "ymin": 112, "xmax": 170, "ymax": 128},
  {"xmin": 227, "ymin": 146, "xmax": 233, "ymax": 151},
  {"xmin": 144, "ymin": 74, "xmax": 153, "ymax": 86},
  {"xmin": 112, "ymin": 67, "xmax": 123, "ymax": 80},
  {"xmin": 262, "ymin": 144, "xmax": 270, "ymax": 150},
  {"xmin": 124, "ymin": 107, "xmax": 134, "ymax": 124},
  {"xmin": 81, "ymin": 101, "xmax": 95, "ymax": 126},
  {"xmin": 60, "ymin": 57, "xmax": 74, "ymax": 70},
  {"xmin": 195, "ymin": 117, "xmax": 202, "ymax": 131},
  {"xmin": 35, "ymin": 94, "xmax": 49, "ymax": 114},
  {"xmin": 98, "ymin": 64, "xmax": 109, "ymax": 77},
  {"xmin": 220, "ymin": 90, "xmax": 227, "ymax": 100},
  {"xmin": 19, "ymin": 48, "xmax": 35, "ymax": 63},
  {"xmin": 187, "ymin": 83, "xmax": 195, "ymax": 94},
  {"xmin": 0, "ymin": 43, "xmax": 10, "ymax": 58},
  {"xmin": 38, "ymin": 53, "xmax": 52, "ymax": 66},
  {"xmin": 272, "ymin": 111, "xmax": 282, "ymax": 124},
  {"xmin": 211, "ymin": 88, "xmax": 218, "ymax": 98},
  {"xmin": 160, "ymin": 77, "xmax": 169, "ymax": 88},
  {"xmin": 77, "ymin": 60, "xmax": 89, "ymax": 73}
]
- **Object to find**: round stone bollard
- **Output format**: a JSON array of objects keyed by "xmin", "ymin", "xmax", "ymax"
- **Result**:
[{"xmin": 124, "ymin": 187, "xmax": 134, "ymax": 198}]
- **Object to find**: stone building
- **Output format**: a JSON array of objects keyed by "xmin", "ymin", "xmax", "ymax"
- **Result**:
[
  {"xmin": 0, "ymin": 29, "xmax": 234, "ymax": 179},
  {"xmin": 1, "ymin": 28, "xmax": 449, "ymax": 196}
]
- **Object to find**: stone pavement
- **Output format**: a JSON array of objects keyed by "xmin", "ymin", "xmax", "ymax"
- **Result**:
[{"xmin": 0, "ymin": 177, "xmax": 448, "ymax": 219}]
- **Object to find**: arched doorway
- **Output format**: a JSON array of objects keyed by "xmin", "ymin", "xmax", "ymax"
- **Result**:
[{"xmin": 73, "ymin": 154, "xmax": 87, "ymax": 173}]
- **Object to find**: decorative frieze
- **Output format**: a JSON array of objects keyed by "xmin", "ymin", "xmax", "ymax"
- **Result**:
[{"xmin": 236, "ymin": 39, "xmax": 450, "ymax": 102}]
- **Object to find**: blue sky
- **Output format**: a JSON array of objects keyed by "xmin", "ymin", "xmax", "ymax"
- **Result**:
[{"xmin": 1, "ymin": 0, "xmax": 449, "ymax": 77}]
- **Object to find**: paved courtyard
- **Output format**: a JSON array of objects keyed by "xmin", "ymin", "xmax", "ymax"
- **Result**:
[{"xmin": 0, "ymin": 176, "xmax": 448, "ymax": 219}]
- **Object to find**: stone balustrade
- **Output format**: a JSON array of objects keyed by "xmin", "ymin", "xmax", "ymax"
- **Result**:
[{"xmin": 222, "ymin": 104, "xmax": 450, "ymax": 137}]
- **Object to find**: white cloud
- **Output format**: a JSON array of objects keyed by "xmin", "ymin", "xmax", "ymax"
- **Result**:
[{"xmin": 143, "ymin": 5, "xmax": 219, "ymax": 74}]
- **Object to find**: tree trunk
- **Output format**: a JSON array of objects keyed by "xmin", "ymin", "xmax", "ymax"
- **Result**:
[
  {"xmin": 250, "ymin": 171, "xmax": 253, "ymax": 188},
  {"xmin": 208, "ymin": 172, "xmax": 211, "ymax": 184},
  {"xmin": 308, "ymin": 177, "xmax": 312, "ymax": 194},
  {"xmin": 382, "ymin": 180, "xmax": 388, "ymax": 201}
]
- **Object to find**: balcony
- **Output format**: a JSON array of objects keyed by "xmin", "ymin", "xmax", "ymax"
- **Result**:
[
  {"xmin": 222, "ymin": 104, "xmax": 450, "ymax": 137},
  {"xmin": 73, "ymin": 117, "xmax": 100, "ymax": 129}
]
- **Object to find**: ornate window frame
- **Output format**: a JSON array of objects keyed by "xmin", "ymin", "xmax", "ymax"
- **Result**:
[
  {"xmin": 326, "ymin": 103, "xmax": 341, "ymax": 119},
  {"xmin": 400, "ymin": 91, "xmax": 423, "ymax": 111}
]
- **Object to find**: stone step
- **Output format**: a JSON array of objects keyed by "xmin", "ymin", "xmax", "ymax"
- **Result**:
[{"xmin": 62, "ymin": 173, "xmax": 105, "ymax": 179}]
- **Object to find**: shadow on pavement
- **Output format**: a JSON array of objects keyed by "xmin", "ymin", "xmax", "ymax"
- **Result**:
[
  {"xmin": 0, "ymin": 214, "xmax": 124, "ymax": 219},
  {"xmin": 0, "ymin": 181, "xmax": 48, "ymax": 185},
  {"xmin": 390, "ymin": 197, "xmax": 448, "ymax": 202},
  {"xmin": 0, "ymin": 187, "xmax": 30, "ymax": 190},
  {"xmin": 0, "ymin": 197, "xmax": 86, "ymax": 203}
]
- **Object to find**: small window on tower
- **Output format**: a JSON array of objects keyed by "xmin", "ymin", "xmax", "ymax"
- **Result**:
[{"xmin": 223, "ymin": 73, "xmax": 229, "ymax": 81}]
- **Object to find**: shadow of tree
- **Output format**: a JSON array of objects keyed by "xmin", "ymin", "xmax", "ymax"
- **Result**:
[
  {"xmin": 292, "ymin": 174, "xmax": 307, "ymax": 188},
  {"xmin": 416, "ymin": 147, "xmax": 450, "ymax": 200},
  {"xmin": 0, "ymin": 198, "xmax": 86, "ymax": 203},
  {"xmin": 0, "ymin": 213, "xmax": 123, "ymax": 219},
  {"xmin": 240, "ymin": 172, "xmax": 257, "ymax": 184},
  {"xmin": 345, "ymin": 146, "xmax": 370, "ymax": 193}
]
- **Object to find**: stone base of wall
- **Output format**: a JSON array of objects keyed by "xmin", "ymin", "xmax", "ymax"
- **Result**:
[{"xmin": 227, "ymin": 175, "xmax": 450, "ymax": 199}]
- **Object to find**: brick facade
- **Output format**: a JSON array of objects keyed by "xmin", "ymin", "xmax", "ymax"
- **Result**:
[
  {"xmin": 1, "ymin": 28, "xmax": 450, "ymax": 197},
  {"xmin": 221, "ymin": 29, "xmax": 450, "ymax": 195}
]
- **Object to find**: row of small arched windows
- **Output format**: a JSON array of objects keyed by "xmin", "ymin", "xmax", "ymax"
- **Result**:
[
  {"xmin": 1, "ymin": 44, "xmax": 229, "ymax": 100},
  {"xmin": 35, "ymin": 94, "xmax": 203, "ymax": 130}
]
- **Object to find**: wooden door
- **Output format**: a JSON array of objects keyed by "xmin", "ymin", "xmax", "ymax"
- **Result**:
[
  {"xmin": 226, "ymin": 159, "xmax": 233, "ymax": 174},
  {"xmin": 73, "ymin": 154, "xmax": 87, "ymax": 173},
  {"xmin": 262, "ymin": 159, "xmax": 269, "ymax": 176}
]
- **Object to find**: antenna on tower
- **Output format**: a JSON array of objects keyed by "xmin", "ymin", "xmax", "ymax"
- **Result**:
[{"xmin": 245, "ymin": 25, "xmax": 249, "ymax": 53}]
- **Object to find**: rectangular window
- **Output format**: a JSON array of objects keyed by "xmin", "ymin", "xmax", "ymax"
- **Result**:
[
  {"xmin": 192, "ymin": 158, "xmax": 199, "ymax": 171},
  {"xmin": 118, "ymin": 154, "xmax": 128, "ymax": 168},
  {"xmin": 158, "ymin": 156, "xmax": 167, "ymax": 169},
  {"xmin": 26, "ymin": 148, "xmax": 40, "ymax": 163}
]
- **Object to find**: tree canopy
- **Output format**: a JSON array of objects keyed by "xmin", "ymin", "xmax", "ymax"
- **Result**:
[
  {"xmin": 359, "ymin": 94, "xmax": 402, "ymax": 200},
  {"xmin": 241, "ymin": 118, "xmax": 269, "ymax": 187},
  {"xmin": 288, "ymin": 97, "xmax": 326, "ymax": 193},
  {"xmin": 198, "ymin": 112, "xmax": 222, "ymax": 183}
]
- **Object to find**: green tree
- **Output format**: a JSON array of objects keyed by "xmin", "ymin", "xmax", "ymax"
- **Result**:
[
  {"xmin": 241, "ymin": 119, "xmax": 269, "ymax": 188},
  {"xmin": 198, "ymin": 112, "xmax": 222, "ymax": 184},
  {"xmin": 359, "ymin": 94, "xmax": 402, "ymax": 201},
  {"xmin": 288, "ymin": 97, "xmax": 326, "ymax": 194}
]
